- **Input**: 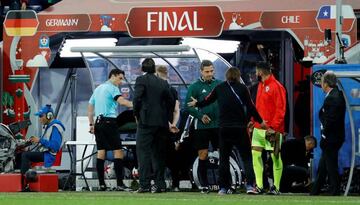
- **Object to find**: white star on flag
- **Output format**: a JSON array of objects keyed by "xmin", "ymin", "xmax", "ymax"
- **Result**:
[{"xmin": 323, "ymin": 10, "xmax": 328, "ymax": 17}]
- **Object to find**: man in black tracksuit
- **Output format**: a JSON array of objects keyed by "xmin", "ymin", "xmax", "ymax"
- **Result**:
[
  {"xmin": 188, "ymin": 67, "xmax": 265, "ymax": 194},
  {"xmin": 280, "ymin": 136, "xmax": 317, "ymax": 192}
]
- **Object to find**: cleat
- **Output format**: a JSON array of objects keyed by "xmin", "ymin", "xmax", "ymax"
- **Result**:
[
  {"xmin": 226, "ymin": 188, "xmax": 236, "ymax": 194},
  {"xmin": 218, "ymin": 188, "xmax": 227, "ymax": 195},
  {"xmin": 201, "ymin": 187, "xmax": 210, "ymax": 194},
  {"xmin": 114, "ymin": 185, "xmax": 132, "ymax": 192},
  {"xmin": 253, "ymin": 186, "xmax": 265, "ymax": 195},
  {"xmin": 134, "ymin": 187, "xmax": 150, "ymax": 193},
  {"xmin": 98, "ymin": 185, "xmax": 111, "ymax": 191},
  {"xmin": 246, "ymin": 185, "xmax": 258, "ymax": 194},
  {"xmin": 151, "ymin": 186, "xmax": 166, "ymax": 193},
  {"xmin": 268, "ymin": 186, "xmax": 280, "ymax": 195}
]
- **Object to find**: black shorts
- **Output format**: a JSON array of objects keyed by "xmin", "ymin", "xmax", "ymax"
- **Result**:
[
  {"xmin": 94, "ymin": 117, "xmax": 121, "ymax": 150},
  {"xmin": 192, "ymin": 128, "xmax": 219, "ymax": 150}
]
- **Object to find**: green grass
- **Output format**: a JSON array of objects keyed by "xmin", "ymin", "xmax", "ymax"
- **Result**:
[{"xmin": 0, "ymin": 192, "xmax": 359, "ymax": 205}]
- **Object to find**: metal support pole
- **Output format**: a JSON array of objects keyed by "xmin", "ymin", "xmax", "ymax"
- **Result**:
[
  {"xmin": 54, "ymin": 68, "xmax": 74, "ymax": 118},
  {"xmin": 71, "ymin": 70, "xmax": 77, "ymax": 141},
  {"xmin": 335, "ymin": 0, "xmax": 343, "ymax": 62}
]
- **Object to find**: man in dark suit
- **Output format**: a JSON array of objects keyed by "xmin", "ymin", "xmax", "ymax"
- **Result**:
[
  {"xmin": 133, "ymin": 58, "xmax": 173, "ymax": 193},
  {"xmin": 311, "ymin": 71, "xmax": 346, "ymax": 196}
]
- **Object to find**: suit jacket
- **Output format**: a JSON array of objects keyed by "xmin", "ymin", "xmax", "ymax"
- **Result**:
[
  {"xmin": 133, "ymin": 73, "xmax": 173, "ymax": 127},
  {"xmin": 319, "ymin": 87, "xmax": 346, "ymax": 145}
]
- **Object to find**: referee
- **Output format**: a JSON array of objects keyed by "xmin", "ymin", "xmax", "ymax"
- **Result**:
[{"xmin": 88, "ymin": 68, "xmax": 133, "ymax": 191}]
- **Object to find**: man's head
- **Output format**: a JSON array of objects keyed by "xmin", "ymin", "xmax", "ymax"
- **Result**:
[
  {"xmin": 304, "ymin": 135, "xmax": 317, "ymax": 152},
  {"xmin": 108, "ymin": 68, "xmax": 125, "ymax": 86},
  {"xmin": 225, "ymin": 67, "xmax": 241, "ymax": 83},
  {"xmin": 200, "ymin": 60, "xmax": 215, "ymax": 82},
  {"xmin": 142, "ymin": 58, "xmax": 156, "ymax": 73},
  {"xmin": 255, "ymin": 61, "xmax": 271, "ymax": 82},
  {"xmin": 321, "ymin": 71, "xmax": 337, "ymax": 93},
  {"xmin": 34, "ymin": 104, "xmax": 54, "ymax": 125},
  {"xmin": 156, "ymin": 65, "xmax": 168, "ymax": 80}
]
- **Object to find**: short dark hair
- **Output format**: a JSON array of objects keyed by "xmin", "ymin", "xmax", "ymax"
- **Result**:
[
  {"xmin": 305, "ymin": 135, "xmax": 317, "ymax": 148},
  {"xmin": 142, "ymin": 58, "xmax": 156, "ymax": 73},
  {"xmin": 200, "ymin": 60, "xmax": 213, "ymax": 70},
  {"xmin": 225, "ymin": 67, "xmax": 241, "ymax": 82},
  {"xmin": 322, "ymin": 71, "xmax": 337, "ymax": 88},
  {"xmin": 108, "ymin": 68, "xmax": 125, "ymax": 79},
  {"xmin": 256, "ymin": 61, "xmax": 271, "ymax": 74}
]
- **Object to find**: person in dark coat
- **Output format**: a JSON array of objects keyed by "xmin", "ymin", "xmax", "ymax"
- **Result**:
[
  {"xmin": 311, "ymin": 71, "xmax": 346, "ymax": 196},
  {"xmin": 133, "ymin": 58, "xmax": 174, "ymax": 193}
]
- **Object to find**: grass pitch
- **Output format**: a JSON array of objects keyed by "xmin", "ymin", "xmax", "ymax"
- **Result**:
[{"xmin": 0, "ymin": 192, "xmax": 359, "ymax": 205}]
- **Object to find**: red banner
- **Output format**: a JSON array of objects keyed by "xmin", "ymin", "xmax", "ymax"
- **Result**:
[
  {"xmin": 126, "ymin": 6, "xmax": 224, "ymax": 38},
  {"xmin": 37, "ymin": 14, "xmax": 91, "ymax": 32},
  {"xmin": 261, "ymin": 11, "xmax": 318, "ymax": 29}
]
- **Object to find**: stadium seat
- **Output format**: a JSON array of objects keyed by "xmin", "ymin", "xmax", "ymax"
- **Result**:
[
  {"xmin": 28, "ymin": 149, "xmax": 62, "ymax": 192},
  {"xmin": 31, "ymin": 148, "xmax": 62, "ymax": 168}
]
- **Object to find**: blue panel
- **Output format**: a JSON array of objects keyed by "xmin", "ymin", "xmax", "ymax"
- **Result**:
[{"xmin": 312, "ymin": 64, "xmax": 360, "ymax": 176}]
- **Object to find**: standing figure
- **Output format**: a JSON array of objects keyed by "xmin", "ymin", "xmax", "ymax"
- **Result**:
[
  {"xmin": 185, "ymin": 60, "xmax": 221, "ymax": 193},
  {"xmin": 88, "ymin": 68, "xmax": 133, "ymax": 191},
  {"xmin": 156, "ymin": 65, "xmax": 182, "ymax": 191},
  {"xmin": 133, "ymin": 58, "xmax": 174, "ymax": 193},
  {"xmin": 188, "ymin": 67, "xmax": 265, "ymax": 195},
  {"xmin": 250, "ymin": 62, "xmax": 286, "ymax": 195},
  {"xmin": 310, "ymin": 71, "xmax": 346, "ymax": 196}
]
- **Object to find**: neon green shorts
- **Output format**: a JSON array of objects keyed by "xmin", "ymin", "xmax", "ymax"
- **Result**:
[{"xmin": 251, "ymin": 128, "xmax": 283, "ymax": 151}]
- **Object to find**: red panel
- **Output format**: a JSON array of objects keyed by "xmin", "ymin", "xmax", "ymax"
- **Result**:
[
  {"xmin": 28, "ymin": 174, "xmax": 58, "ymax": 192},
  {"xmin": 0, "ymin": 174, "xmax": 22, "ymax": 192},
  {"xmin": 126, "ymin": 6, "xmax": 224, "ymax": 37},
  {"xmin": 4, "ymin": 19, "xmax": 39, "ymax": 28}
]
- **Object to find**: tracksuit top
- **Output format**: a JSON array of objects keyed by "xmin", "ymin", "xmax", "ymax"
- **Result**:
[
  {"xmin": 254, "ymin": 75, "xmax": 286, "ymax": 133},
  {"xmin": 185, "ymin": 78, "xmax": 221, "ymax": 130}
]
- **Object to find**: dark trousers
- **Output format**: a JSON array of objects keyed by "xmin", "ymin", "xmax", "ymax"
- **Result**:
[
  {"xmin": 20, "ymin": 152, "xmax": 44, "ymax": 174},
  {"xmin": 136, "ymin": 125, "xmax": 168, "ymax": 189},
  {"xmin": 165, "ymin": 138, "xmax": 180, "ymax": 188},
  {"xmin": 218, "ymin": 127, "xmax": 255, "ymax": 189},
  {"xmin": 166, "ymin": 137, "xmax": 197, "ymax": 188},
  {"xmin": 311, "ymin": 141, "xmax": 342, "ymax": 195},
  {"xmin": 280, "ymin": 165, "xmax": 308, "ymax": 192}
]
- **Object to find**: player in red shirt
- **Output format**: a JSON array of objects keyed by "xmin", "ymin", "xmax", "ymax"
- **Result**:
[{"xmin": 250, "ymin": 62, "xmax": 286, "ymax": 195}]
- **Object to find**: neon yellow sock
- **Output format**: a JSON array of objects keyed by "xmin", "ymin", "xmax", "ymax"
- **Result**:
[
  {"xmin": 252, "ymin": 150, "xmax": 263, "ymax": 188},
  {"xmin": 271, "ymin": 153, "xmax": 283, "ymax": 190}
]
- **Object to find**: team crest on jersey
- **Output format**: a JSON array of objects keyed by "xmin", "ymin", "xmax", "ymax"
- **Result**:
[
  {"xmin": 202, "ymin": 89, "xmax": 207, "ymax": 93},
  {"xmin": 265, "ymin": 86, "xmax": 270, "ymax": 92}
]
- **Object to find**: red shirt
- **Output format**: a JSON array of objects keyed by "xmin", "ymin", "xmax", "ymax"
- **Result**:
[{"xmin": 254, "ymin": 75, "xmax": 286, "ymax": 133}]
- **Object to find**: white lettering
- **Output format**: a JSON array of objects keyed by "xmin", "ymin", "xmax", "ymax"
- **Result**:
[
  {"xmin": 163, "ymin": 12, "xmax": 177, "ymax": 31},
  {"xmin": 193, "ymin": 11, "xmax": 203, "ymax": 31},
  {"xmin": 147, "ymin": 12, "xmax": 158, "ymax": 31},
  {"xmin": 159, "ymin": 12, "xmax": 163, "ymax": 31},
  {"xmin": 178, "ymin": 11, "xmax": 192, "ymax": 31},
  {"xmin": 146, "ymin": 11, "xmax": 204, "ymax": 32},
  {"xmin": 45, "ymin": 19, "xmax": 79, "ymax": 27},
  {"xmin": 281, "ymin": 15, "xmax": 300, "ymax": 24}
]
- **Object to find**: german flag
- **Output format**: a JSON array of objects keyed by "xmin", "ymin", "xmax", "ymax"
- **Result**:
[{"xmin": 3, "ymin": 10, "xmax": 38, "ymax": 36}]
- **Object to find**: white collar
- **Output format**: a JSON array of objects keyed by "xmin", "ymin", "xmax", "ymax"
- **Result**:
[{"xmin": 325, "ymin": 88, "xmax": 333, "ymax": 98}]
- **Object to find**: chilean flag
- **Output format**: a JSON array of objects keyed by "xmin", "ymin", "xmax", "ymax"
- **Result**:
[{"xmin": 316, "ymin": 5, "xmax": 355, "ymax": 32}]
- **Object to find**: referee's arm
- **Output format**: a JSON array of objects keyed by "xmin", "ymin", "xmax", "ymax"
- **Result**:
[
  {"xmin": 116, "ymin": 95, "xmax": 133, "ymax": 108},
  {"xmin": 87, "ymin": 103, "xmax": 95, "ymax": 134}
]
